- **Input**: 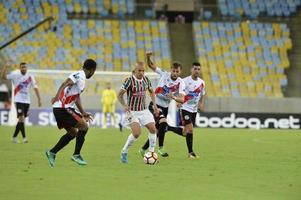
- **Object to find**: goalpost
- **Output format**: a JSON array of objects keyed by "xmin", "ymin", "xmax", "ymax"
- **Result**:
[{"xmin": 6, "ymin": 69, "xmax": 177, "ymax": 127}]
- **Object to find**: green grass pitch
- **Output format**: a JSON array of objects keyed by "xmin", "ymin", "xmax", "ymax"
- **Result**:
[{"xmin": 0, "ymin": 126, "xmax": 300, "ymax": 200}]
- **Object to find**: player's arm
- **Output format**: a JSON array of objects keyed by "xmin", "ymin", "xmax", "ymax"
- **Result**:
[
  {"xmin": 145, "ymin": 52, "xmax": 157, "ymax": 71},
  {"xmin": 198, "ymin": 94, "xmax": 206, "ymax": 112},
  {"xmin": 168, "ymin": 80, "xmax": 185, "ymax": 103},
  {"xmin": 170, "ymin": 93, "xmax": 185, "ymax": 103},
  {"xmin": 0, "ymin": 61, "xmax": 10, "ymax": 80},
  {"xmin": 118, "ymin": 89, "xmax": 129, "ymax": 112},
  {"xmin": 34, "ymin": 88, "xmax": 42, "ymax": 107},
  {"xmin": 148, "ymin": 87, "xmax": 159, "ymax": 116},
  {"xmin": 75, "ymin": 96, "xmax": 92, "ymax": 121},
  {"xmin": 31, "ymin": 76, "xmax": 42, "ymax": 107},
  {"xmin": 51, "ymin": 78, "xmax": 74, "ymax": 104}
]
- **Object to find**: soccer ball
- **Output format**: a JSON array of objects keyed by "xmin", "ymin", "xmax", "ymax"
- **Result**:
[{"xmin": 143, "ymin": 151, "xmax": 158, "ymax": 165}]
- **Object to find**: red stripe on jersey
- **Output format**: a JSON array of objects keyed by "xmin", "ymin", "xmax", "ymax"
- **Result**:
[
  {"xmin": 14, "ymin": 76, "xmax": 32, "ymax": 96},
  {"xmin": 64, "ymin": 94, "xmax": 79, "ymax": 104},
  {"xmin": 136, "ymin": 78, "xmax": 144, "ymax": 111},
  {"xmin": 67, "ymin": 108, "xmax": 81, "ymax": 122}
]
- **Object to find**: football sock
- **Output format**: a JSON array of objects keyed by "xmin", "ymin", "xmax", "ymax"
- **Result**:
[
  {"xmin": 158, "ymin": 122, "xmax": 168, "ymax": 147},
  {"xmin": 148, "ymin": 133, "xmax": 157, "ymax": 152},
  {"xmin": 141, "ymin": 140, "xmax": 149, "ymax": 150},
  {"xmin": 19, "ymin": 122, "xmax": 26, "ymax": 138},
  {"xmin": 167, "ymin": 125, "xmax": 184, "ymax": 136},
  {"xmin": 13, "ymin": 122, "xmax": 21, "ymax": 137},
  {"xmin": 74, "ymin": 130, "xmax": 87, "ymax": 155},
  {"xmin": 186, "ymin": 133, "xmax": 193, "ymax": 153},
  {"xmin": 50, "ymin": 133, "xmax": 75, "ymax": 154},
  {"xmin": 122, "ymin": 134, "xmax": 137, "ymax": 153}
]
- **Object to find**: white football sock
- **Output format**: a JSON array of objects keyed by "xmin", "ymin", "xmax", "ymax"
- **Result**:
[
  {"xmin": 122, "ymin": 134, "xmax": 137, "ymax": 153},
  {"xmin": 148, "ymin": 133, "xmax": 157, "ymax": 152}
]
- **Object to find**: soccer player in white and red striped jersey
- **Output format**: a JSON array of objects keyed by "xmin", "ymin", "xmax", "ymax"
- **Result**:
[
  {"xmin": 0, "ymin": 61, "xmax": 41, "ymax": 143},
  {"xmin": 118, "ymin": 61, "xmax": 159, "ymax": 164},
  {"xmin": 139, "ymin": 52, "xmax": 185, "ymax": 157},
  {"xmin": 170, "ymin": 62, "xmax": 206, "ymax": 158},
  {"xmin": 45, "ymin": 59, "xmax": 96, "ymax": 167}
]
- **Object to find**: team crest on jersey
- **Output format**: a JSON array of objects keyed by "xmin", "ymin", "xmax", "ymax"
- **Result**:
[{"xmin": 73, "ymin": 73, "xmax": 80, "ymax": 79}]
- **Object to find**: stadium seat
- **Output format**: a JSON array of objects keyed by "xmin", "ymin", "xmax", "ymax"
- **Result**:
[
  {"xmin": 218, "ymin": 0, "xmax": 300, "ymax": 18},
  {"xmin": 193, "ymin": 21, "xmax": 292, "ymax": 97}
]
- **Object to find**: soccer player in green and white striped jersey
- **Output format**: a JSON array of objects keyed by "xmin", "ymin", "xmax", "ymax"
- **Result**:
[{"xmin": 118, "ymin": 62, "xmax": 159, "ymax": 163}]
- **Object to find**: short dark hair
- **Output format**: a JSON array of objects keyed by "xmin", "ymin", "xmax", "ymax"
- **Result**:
[
  {"xmin": 83, "ymin": 59, "xmax": 97, "ymax": 70},
  {"xmin": 192, "ymin": 62, "xmax": 201, "ymax": 67},
  {"xmin": 171, "ymin": 62, "xmax": 182, "ymax": 69},
  {"xmin": 20, "ymin": 62, "xmax": 26, "ymax": 67}
]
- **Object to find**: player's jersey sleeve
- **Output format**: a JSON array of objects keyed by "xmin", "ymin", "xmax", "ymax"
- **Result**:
[
  {"xmin": 6, "ymin": 72, "xmax": 18, "ymax": 80},
  {"xmin": 69, "ymin": 71, "xmax": 85, "ymax": 92},
  {"xmin": 31, "ymin": 75, "xmax": 38, "ymax": 88},
  {"xmin": 201, "ymin": 81, "xmax": 206, "ymax": 95},
  {"xmin": 69, "ymin": 71, "xmax": 80, "ymax": 84},
  {"xmin": 121, "ymin": 77, "xmax": 131, "ymax": 90},
  {"xmin": 155, "ymin": 67, "xmax": 168, "ymax": 77}
]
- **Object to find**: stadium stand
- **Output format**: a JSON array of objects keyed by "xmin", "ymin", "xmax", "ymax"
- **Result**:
[
  {"xmin": 0, "ymin": 0, "xmax": 171, "ymax": 72},
  {"xmin": 193, "ymin": 21, "xmax": 292, "ymax": 97},
  {"xmin": 218, "ymin": 0, "xmax": 301, "ymax": 18}
]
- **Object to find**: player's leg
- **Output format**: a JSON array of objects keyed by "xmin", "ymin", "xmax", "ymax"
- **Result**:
[
  {"xmin": 166, "ymin": 110, "xmax": 184, "ymax": 136},
  {"xmin": 20, "ymin": 103, "xmax": 30, "ymax": 143},
  {"xmin": 140, "ymin": 102, "xmax": 159, "ymax": 155},
  {"xmin": 157, "ymin": 118, "xmax": 169, "ymax": 157},
  {"xmin": 12, "ymin": 103, "xmax": 23, "ymax": 143},
  {"xmin": 71, "ymin": 118, "xmax": 89, "ymax": 165},
  {"xmin": 141, "ymin": 110, "xmax": 157, "ymax": 153},
  {"xmin": 167, "ymin": 125, "xmax": 184, "ymax": 136},
  {"xmin": 181, "ymin": 110, "xmax": 198, "ymax": 158},
  {"xmin": 45, "ymin": 108, "xmax": 79, "ymax": 167},
  {"xmin": 144, "ymin": 122, "xmax": 157, "ymax": 153},
  {"xmin": 121, "ymin": 121, "xmax": 141, "ymax": 163},
  {"xmin": 49, "ymin": 127, "xmax": 77, "ymax": 154},
  {"xmin": 46, "ymin": 127, "xmax": 77, "ymax": 167}
]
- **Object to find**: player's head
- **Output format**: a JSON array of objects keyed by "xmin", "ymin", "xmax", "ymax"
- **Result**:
[
  {"xmin": 170, "ymin": 62, "xmax": 182, "ymax": 80},
  {"xmin": 83, "ymin": 59, "xmax": 97, "ymax": 79},
  {"xmin": 191, "ymin": 62, "xmax": 201, "ymax": 78},
  {"xmin": 19, "ymin": 62, "xmax": 27, "ymax": 75},
  {"xmin": 133, "ymin": 61, "xmax": 145, "ymax": 79},
  {"xmin": 106, "ymin": 82, "xmax": 111, "ymax": 89}
]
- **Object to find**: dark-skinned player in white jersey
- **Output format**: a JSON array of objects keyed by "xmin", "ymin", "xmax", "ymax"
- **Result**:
[{"xmin": 45, "ymin": 59, "xmax": 96, "ymax": 167}]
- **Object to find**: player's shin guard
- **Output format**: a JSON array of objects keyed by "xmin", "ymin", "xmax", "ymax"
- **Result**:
[
  {"xmin": 186, "ymin": 133, "xmax": 193, "ymax": 153},
  {"xmin": 148, "ymin": 133, "xmax": 157, "ymax": 152},
  {"xmin": 167, "ymin": 125, "xmax": 184, "ymax": 136},
  {"xmin": 74, "ymin": 130, "xmax": 87, "ymax": 155},
  {"xmin": 50, "ymin": 133, "xmax": 75, "ymax": 154},
  {"xmin": 158, "ymin": 122, "xmax": 168, "ymax": 147},
  {"xmin": 122, "ymin": 134, "xmax": 137, "ymax": 153}
]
